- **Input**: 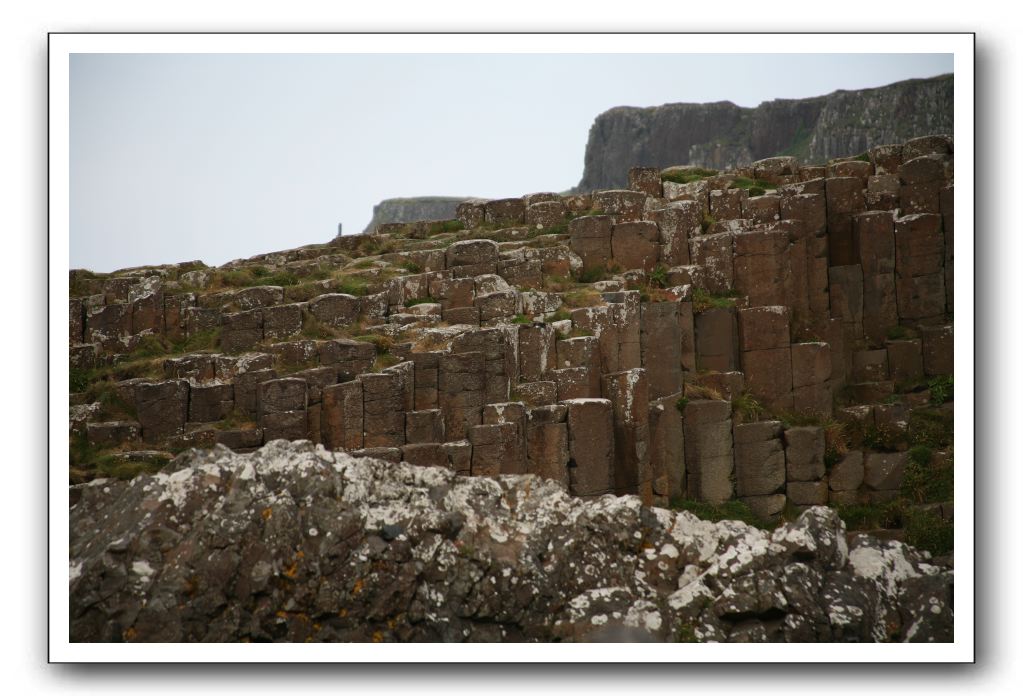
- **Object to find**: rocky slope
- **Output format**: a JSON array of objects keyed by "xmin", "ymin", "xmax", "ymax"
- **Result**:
[
  {"xmin": 360, "ymin": 196, "xmax": 471, "ymax": 234},
  {"xmin": 69, "ymin": 441, "xmax": 953, "ymax": 643},
  {"xmin": 577, "ymin": 74, "xmax": 953, "ymax": 190}
]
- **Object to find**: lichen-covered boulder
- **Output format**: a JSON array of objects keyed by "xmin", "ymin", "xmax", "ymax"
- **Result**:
[{"xmin": 69, "ymin": 441, "xmax": 952, "ymax": 643}]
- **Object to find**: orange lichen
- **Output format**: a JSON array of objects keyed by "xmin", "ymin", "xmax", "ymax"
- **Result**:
[
  {"xmin": 352, "ymin": 578, "xmax": 364, "ymax": 595},
  {"xmin": 372, "ymin": 631, "xmax": 383, "ymax": 643},
  {"xmin": 261, "ymin": 507, "xmax": 273, "ymax": 520}
]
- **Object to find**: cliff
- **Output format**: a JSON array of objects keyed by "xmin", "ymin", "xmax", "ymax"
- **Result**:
[
  {"xmin": 360, "ymin": 196, "xmax": 471, "ymax": 234},
  {"xmin": 576, "ymin": 74, "xmax": 953, "ymax": 190}
]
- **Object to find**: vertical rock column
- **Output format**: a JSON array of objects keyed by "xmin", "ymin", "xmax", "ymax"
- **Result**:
[
  {"xmin": 648, "ymin": 394, "xmax": 685, "ymax": 505},
  {"xmin": 683, "ymin": 399, "xmax": 734, "ymax": 504},
  {"xmin": 565, "ymin": 398, "xmax": 614, "ymax": 498},
  {"xmin": 602, "ymin": 368, "xmax": 652, "ymax": 503}
]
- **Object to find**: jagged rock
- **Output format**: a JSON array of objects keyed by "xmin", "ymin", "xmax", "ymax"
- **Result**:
[{"xmin": 68, "ymin": 442, "xmax": 952, "ymax": 643}]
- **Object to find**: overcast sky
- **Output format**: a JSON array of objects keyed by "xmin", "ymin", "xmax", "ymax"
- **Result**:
[{"xmin": 70, "ymin": 53, "xmax": 952, "ymax": 272}]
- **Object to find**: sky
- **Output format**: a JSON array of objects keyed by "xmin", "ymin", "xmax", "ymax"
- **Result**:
[{"xmin": 69, "ymin": 53, "xmax": 952, "ymax": 272}]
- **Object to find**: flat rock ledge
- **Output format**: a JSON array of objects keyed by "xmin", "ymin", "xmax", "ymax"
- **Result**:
[{"xmin": 70, "ymin": 441, "xmax": 952, "ymax": 643}]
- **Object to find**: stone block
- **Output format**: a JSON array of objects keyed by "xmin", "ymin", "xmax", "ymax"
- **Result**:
[
  {"xmin": 135, "ymin": 380, "xmax": 189, "ymax": 443},
  {"xmin": 863, "ymin": 452, "xmax": 909, "ymax": 491},
  {"xmin": 825, "ymin": 177, "xmax": 865, "ymax": 214},
  {"xmin": 791, "ymin": 342, "xmax": 831, "ymax": 388},
  {"xmin": 360, "ymin": 372, "xmax": 405, "ymax": 448},
  {"xmin": 688, "ymin": 231, "xmax": 734, "ymax": 293},
  {"xmin": 792, "ymin": 383, "xmax": 833, "ymax": 419},
  {"xmin": 514, "ymin": 381, "xmax": 557, "ymax": 407},
  {"xmin": 742, "ymin": 346, "xmax": 793, "ymax": 412},
  {"xmin": 885, "ymin": 339, "xmax": 924, "ymax": 384},
  {"xmin": 231, "ymin": 368, "xmax": 277, "ymax": 419},
  {"xmin": 220, "ymin": 309, "xmax": 263, "ymax": 353},
  {"xmin": 86, "ymin": 421, "xmax": 141, "ymax": 449},
  {"xmin": 895, "ymin": 273, "xmax": 946, "ymax": 323},
  {"xmin": 592, "ymin": 189, "xmax": 646, "ymax": 223},
  {"xmin": 695, "ymin": 306, "xmax": 738, "ymax": 372},
  {"xmin": 216, "ymin": 428, "xmax": 263, "ymax": 451},
  {"xmin": 827, "ymin": 159, "xmax": 873, "ymax": 180},
  {"xmin": 163, "ymin": 293, "xmax": 194, "ymax": 343},
  {"xmin": 185, "ymin": 307, "xmax": 220, "ymax": 338},
  {"xmin": 895, "ymin": 214, "xmax": 944, "ymax": 278},
  {"xmin": 852, "ymin": 349, "xmax": 890, "ymax": 383},
  {"xmin": 733, "ymin": 420, "xmax": 785, "ymax": 497},
  {"xmin": 869, "ymin": 144, "xmax": 903, "ymax": 174},
  {"xmin": 525, "ymin": 413, "xmax": 570, "ymax": 488},
  {"xmin": 263, "ymin": 303, "xmax": 303, "ymax": 340},
  {"xmin": 784, "ymin": 426, "xmax": 825, "ymax": 482},
  {"xmin": 828, "ymin": 265, "xmax": 863, "ymax": 336},
  {"xmin": 921, "ymin": 325, "xmax": 954, "ymax": 376},
  {"xmin": 307, "ymin": 293, "xmax": 360, "ymax": 328},
  {"xmin": 259, "ymin": 378, "xmax": 308, "ymax": 416},
  {"xmin": 318, "ymin": 338, "xmax": 376, "ymax": 380},
  {"xmin": 611, "ymin": 221, "xmax": 660, "ymax": 272},
  {"xmin": 861, "ymin": 272, "xmax": 899, "ymax": 346},
  {"xmin": 732, "ymin": 228, "xmax": 790, "ymax": 308},
  {"xmin": 854, "ymin": 211, "xmax": 896, "ymax": 276},
  {"xmin": 518, "ymin": 324, "xmax": 557, "ymax": 383},
  {"xmin": 709, "ymin": 188, "xmax": 746, "ymax": 221},
  {"xmin": 439, "ymin": 351, "xmax": 485, "ymax": 440},
  {"xmin": 601, "ymin": 369, "xmax": 651, "ymax": 499},
  {"xmin": 742, "ymin": 194, "xmax": 781, "ymax": 225},
  {"xmin": 568, "ymin": 215, "xmax": 613, "ymax": 274},
  {"xmin": 188, "ymin": 383, "xmax": 234, "ymax": 423},
  {"xmin": 350, "ymin": 447, "xmax": 402, "ymax": 463},
  {"xmin": 565, "ymin": 398, "xmax": 615, "ymax": 497},
  {"xmin": 84, "ymin": 303, "xmax": 132, "ymax": 351},
  {"xmin": 829, "ymin": 451, "xmax": 864, "ymax": 491},
  {"xmin": 678, "ymin": 300, "xmax": 696, "ymax": 373},
  {"xmin": 549, "ymin": 367, "xmax": 591, "ymax": 401},
  {"xmin": 648, "ymin": 394, "xmax": 685, "ymax": 501},
  {"xmin": 447, "ymin": 239, "xmax": 500, "ymax": 268},
  {"xmin": 786, "ymin": 480, "xmax": 829, "ymax": 506},
  {"xmin": 903, "ymin": 135, "xmax": 952, "ymax": 160},
  {"xmin": 442, "ymin": 440, "xmax": 472, "ymax": 474},
  {"xmin": 403, "ymin": 408, "xmax": 444, "ymax": 445},
  {"xmin": 442, "ymin": 306, "xmax": 480, "ymax": 325},
  {"xmin": 70, "ymin": 343, "xmax": 98, "ymax": 372},
  {"xmin": 456, "ymin": 200, "xmax": 486, "ymax": 229},
  {"xmin": 628, "ymin": 167, "xmax": 662, "ymax": 196},
  {"xmin": 468, "ymin": 422, "xmax": 521, "ymax": 476},
  {"xmin": 401, "ymin": 443, "xmax": 449, "ymax": 469},
  {"xmin": 737, "ymin": 306, "xmax": 790, "ymax": 352},
  {"xmin": 429, "ymin": 277, "xmax": 475, "ymax": 310},
  {"xmin": 484, "ymin": 198, "xmax": 526, "ymax": 226},
  {"xmin": 646, "ymin": 201, "xmax": 698, "ymax": 266},
  {"xmin": 779, "ymin": 193, "xmax": 827, "ymax": 234},
  {"xmin": 683, "ymin": 400, "xmax": 733, "ymax": 504},
  {"xmin": 740, "ymin": 494, "xmax": 787, "ymax": 521},
  {"xmin": 525, "ymin": 200, "xmax": 568, "ymax": 231},
  {"xmin": 640, "ymin": 301, "xmax": 683, "ymax": 399}
]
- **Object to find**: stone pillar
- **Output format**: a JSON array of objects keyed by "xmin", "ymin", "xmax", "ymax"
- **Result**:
[
  {"xmin": 565, "ymin": 398, "xmax": 615, "ymax": 498},
  {"xmin": 321, "ymin": 381, "xmax": 364, "ymax": 451},
  {"xmin": 648, "ymin": 394, "xmax": 685, "ymax": 504},
  {"xmin": 602, "ymin": 369, "xmax": 652, "ymax": 502},
  {"xmin": 683, "ymin": 400, "xmax": 734, "ymax": 504},
  {"xmin": 640, "ymin": 300, "xmax": 683, "ymax": 399}
]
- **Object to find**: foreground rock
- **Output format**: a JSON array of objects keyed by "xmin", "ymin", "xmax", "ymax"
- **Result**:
[{"xmin": 69, "ymin": 441, "xmax": 952, "ymax": 643}]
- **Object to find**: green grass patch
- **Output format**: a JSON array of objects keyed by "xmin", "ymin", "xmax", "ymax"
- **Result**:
[
  {"xmin": 670, "ymin": 498, "xmax": 775, "ymax": 531},
  {"xmin": 675, "ymin": 396, "xmax": 689, "ymax": 414},
  {"xmin": 700, "ymin": 214, "xmax": 717, "ymax": 233},
  {"xmin": 660, "ymin": 168, "xmax": 718, "ymax": 185},
  {"xmin": 335, "ymin": 276, "xmax": 369, "ymax": 296},
  {"xmin": 648, "ymin": 264, "xmax": 669, "ymax": 289},
  {"xmin": 511, "ymin": 314, "xmax": 531, "ymax": 324},
  {"xmin": 404, "ymin": 296, "xmax": 436, "ymax": 308},
  {"xmin": 903, "ymin": 507, "xmax": 954, "ymax": 556},
  {"xmin": 747, "ymin": 186, "xmax": 766, "ymax": 197},
  {"xmin": 928, "ymin": 375, "xmax": 953, "ymax": 405},
  {"xmin": 691, "ymin": 288, "xmax": 738, "ymax": 313},
  {"xmin": 732, "ymin": 392, "xmax": 764, "ymax": 423},
  {"xmin": 428, "ymin": 219, "xmax": 464, "ymax": 236}
]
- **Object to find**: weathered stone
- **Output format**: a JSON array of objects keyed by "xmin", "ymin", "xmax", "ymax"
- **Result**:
[
  {"xmin": 741, "ymin": 494, "xmax": 787, "ymax": 521},
  {"xmin": 737, "ymin": 306, "xmax": 790, "ymax": 352},
  {"xmin": 611, "ymin": 221, "xmax": 659, "ymax": 271},
  {"xmin": 320, "ymin": 381, "xmax": 364, "ymax": 451},
  {"xmin": 640, "ymin": 301, "xmax": 683, "ymax": 398},
  {"xmin": 568, "ymin": 215, "xmax": 613, "ymax": 274},
  {"xmin": 648, "ymin": 394, "xmax": 685, "ymax": 501},
  {"xmin": 742, "ymin": 346, "xmax": 793, "ymax": 412},
  {"xmin": 188, "ymin": 383, "xmax": 234, "ymax": 423},
  {"xmin": 683, "ymin": 399, "xmax": 733, "ymax": 504},
  {"xmin": 709, "ymin": 188, "xmax": 747, "ymax": 220},
  {"xmin": 852, "ymin": 349, "xmax": 890, "ymax": 383},
  {"xmin": 86, "ymin": 421, "xmax": 141, "ymax": 448},
  {"xmin": 439, "ymin": 352, "xmax": 485, "ymax": 441},
  {"xmin": 185, "ymin": 307, "xmax": 220, "ymax": 338},
  {"xmin": 565, "ymin": 398, "xmax": 614, "ymax": 497},
  {"xmin": 787, "ymin": 480, "xmax": 829, "ymax": 506},
  {"xmin": 921, "ymin": 324, "xmax": 953, "ymax": 376},
  {"xmin": 400, "ymin": 442, "xmax": 449, "ymax": 469},
  {"xmin": 468, "ymin": 422, "xmax": 521, "ymax": 476},
  {"xmin": 456, "ymin": 200, "xmax": 486, "ymax": 229},
  {"xmin": 360, "ymin": 372, "xmax": 405, "ymax": 448},
  {"xmin": 791, "ymin": 342, "xmax": 831, "ymax": 388},
  {"xmin": 85, "ymin": 303, "xmax": 132, "ymax": 351},
  {"xmin": 135, "ymin": 380, "xmax": 189, "ymax": 443},
  {"xmin": 592, "ymin": 189, "xmax": 646, "ymax": 222},
  {"xmin": 525, "ymin": 408, "xmax": 570, "ymax": 488},
  {"xmin": 628, "ymin": 167, "xmax": 662, "ymax": 196},
  {"xmin": 784, "ymin": 426, "xmax": 825, "ymax": 482},
  {"xmin": 863, "ymin": 452, "xmax": 909, "ymax": 491},
  {"xmin": 645, "ymin": 200, "xmax": 698, "ymax": 266},
  {"xmin": 601, "ymin": 369, "xmax": 651, "ymax": 500},
  {"xmin": 733, "ymin": 420, "xmax": 785, "ymax": 497},
  {"xmin": 220, "ymin": 309, "xmax": 263, "ymax": 353},
  {"xmin": 484, "ymin": 198, "xmax": 526, "ymax": 226},
  {"xmin": 215, "ymin": 428, "xmax": 263, "ymax": 451},
  {"xmin": 885, "ymin": 339, "xmax": 924, "ymax": 384},
  {"xmin": 695, "ymin": 306, "xmax": 738, "ymax": 372},
  {"xmin": 447, "ymin": 239, "xmax": 500, "ymax": 268},
  {"xmin": 262, "ymin": 303, "xmax": 303, "ymax": 340},
  {"xmin": 689, "ymin": 231, "xmax": 734, "ymax": 293},
  {"xmin": 514, "ymin": 381, "xmax": 557, "ymax": 407},
  {"xmin": 525, "ymin": 200, "xmax": 568, "ymax": 231},
  {"xmin": 259, "ymin": 378, "xmax": 308, "ymax": 415},
  {"xmin": 829, "ymin": 451, "xmax": 864, "ymax": 491}
]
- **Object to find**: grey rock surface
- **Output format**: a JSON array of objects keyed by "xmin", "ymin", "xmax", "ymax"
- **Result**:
[
  {"xmin": 360, "ymin": 196, "xmax": 471, "ymax": 234},
  {"xmin": 577, "ymin": 74, "xmax": 953, "ymax": 190},
  {"xmin": 69, "ymin": 440, "xmax": 952, "ymax": 643}
]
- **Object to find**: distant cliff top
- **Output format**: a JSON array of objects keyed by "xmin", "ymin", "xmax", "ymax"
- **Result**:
[
  {"xmin": 576, "ymin": 73, "xmax": 953, "ymax": 191},
  {"xmin": 360, "ymin": 196, "xmax": 471, "ymax": 234}
]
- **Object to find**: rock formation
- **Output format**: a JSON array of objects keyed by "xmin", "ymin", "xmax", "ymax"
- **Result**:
[
  {"xmin": 69, "ymin": 133, "xmax": 955, "ymax": 642},
  {"xmin": 69, "ymin": 441, "xmax": 953, "ymax": 642},
  {"xmin": 361, "ymin": 196, "xmax": 472, "ymax": 234},
  {"xmin": 577, "ymin": 74, "xmax": 953, "ymax": 190}
]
